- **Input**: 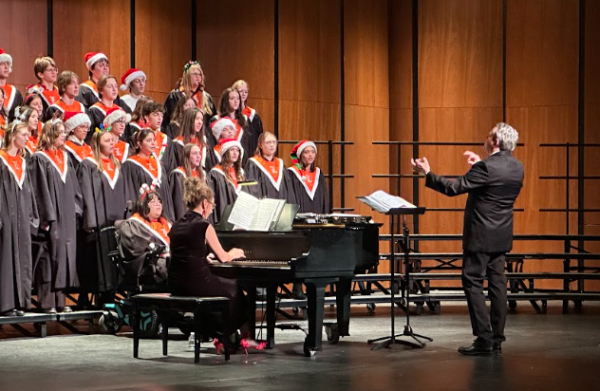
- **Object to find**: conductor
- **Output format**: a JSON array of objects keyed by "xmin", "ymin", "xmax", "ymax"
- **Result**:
[{"xmin": 412, "ymin": 122, "xmax": 524, "ymax": 356}]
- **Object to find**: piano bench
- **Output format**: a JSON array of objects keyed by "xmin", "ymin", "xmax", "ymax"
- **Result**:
[{"xmin": 129, "ymin": 293, "xmax": 231, "ymax": 363}]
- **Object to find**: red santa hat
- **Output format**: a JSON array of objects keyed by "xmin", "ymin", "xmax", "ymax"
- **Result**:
[
  {"xmin": 0, "ymin": 48, "xmax": 13, "ymax": 70},
  {"xmin": 84, "ymin": 52, "xmax": 108, "ymax": 70},
  {"xmin": 291, "ymin": 140, "xmax": 317, "ymax": 166},
  {"xmin": 219, "ymin": 138, "xmax": 243, "ymax": 158},
  {"xmin": 210, "ymin": 118, "xmax": 237, "ymax": 140},
  {"xmin": 120, "ymin": 68, "xmax": 147, "ymax": 91},
  {"xmin": 103, "ymin": 107, "xmax": 132, "ymax": 128},
  {"xmin": 63, "ymin": 111, "xmax": 91, "ymax": 132}
]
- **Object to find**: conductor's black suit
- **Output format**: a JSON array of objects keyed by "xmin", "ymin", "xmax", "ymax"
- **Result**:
[{"xmin": 426, "ymin": 150, "xmax": 524, "ymax": 346}]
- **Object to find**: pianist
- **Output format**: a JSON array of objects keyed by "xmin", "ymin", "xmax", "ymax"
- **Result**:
[{"xmin": 168, "ymin": 177, "xmax": 265, "ymax": 352}]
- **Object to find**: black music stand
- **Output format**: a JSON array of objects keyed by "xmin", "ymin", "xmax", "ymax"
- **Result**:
[{"xmin": 366, "ymin": 206, "xmax": 431, "ymax": 349}]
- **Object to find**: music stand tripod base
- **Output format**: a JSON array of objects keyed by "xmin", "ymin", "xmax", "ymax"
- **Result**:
[{"xmin": 364, "ymin": 206, "xmax": 431, "ymax": 350}]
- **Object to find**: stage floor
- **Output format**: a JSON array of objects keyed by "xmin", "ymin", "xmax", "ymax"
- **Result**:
[{"xmin": 1, "ymin": 302, "xmax": 599, "ymax": 391}]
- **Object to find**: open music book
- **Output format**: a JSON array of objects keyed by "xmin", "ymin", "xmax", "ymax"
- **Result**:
[
  {"xmin": 227, "ymin": 192, "xmax": 287, "ymax": 231},
  {"xmin": 357, "ymin": 190, "xmax": 416, "ymax": 213}
]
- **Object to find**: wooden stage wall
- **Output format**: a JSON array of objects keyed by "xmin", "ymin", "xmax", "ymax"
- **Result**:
[{"xmin": 1, "ymin": 0, "xmax": 598, "ymax": 288}]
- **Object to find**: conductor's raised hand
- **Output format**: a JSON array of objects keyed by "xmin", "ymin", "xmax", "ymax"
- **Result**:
[
  {"xmin": 463, "ymin": 151, "xmax": 481, "ymax": 165},
  {"xmin": 411, "ymin": 157, "xmax": 430, "ymax": 174}
]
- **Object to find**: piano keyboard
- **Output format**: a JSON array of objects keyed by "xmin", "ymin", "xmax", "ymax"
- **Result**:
[{"xmin": 228, "ymin": 259, "xmax": 292, "ymax": 268}]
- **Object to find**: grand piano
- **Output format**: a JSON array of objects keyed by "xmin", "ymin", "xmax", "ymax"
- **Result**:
[{"xmin": 211, "ymin": 214, "xmax": 380, "ymax": 356}]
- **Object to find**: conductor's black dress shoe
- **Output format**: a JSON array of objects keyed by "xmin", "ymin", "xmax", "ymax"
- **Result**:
[{"xmin": 458, "ymin": 341, "xmax": 494, "ymax": 356}]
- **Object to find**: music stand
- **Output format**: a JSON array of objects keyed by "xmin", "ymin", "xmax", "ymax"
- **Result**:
[{"xmin": 366, "ymin": 206, "xmax": 431, "ymax": 349}]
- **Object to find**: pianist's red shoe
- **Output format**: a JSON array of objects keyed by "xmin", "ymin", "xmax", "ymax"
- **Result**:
[{"xmin": 213, "ymin": 338, "xmax": 225, "ymax": 355}]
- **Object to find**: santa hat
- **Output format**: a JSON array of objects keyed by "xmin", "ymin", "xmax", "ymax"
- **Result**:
[
  {"xmin": 219, "ymin": 138, "xmax": 243, "ymax": 158},
  {"xmin": 63, "ymin": 111, "xmax": 91, "ymax": 132},
  {"xmin": 210, "ymin": 118, "xmax": 236, "ymax": 140},
  {"xmin": 103, "ymin": 107, "xmax": 131, "ymax": 129},
  {"xmin": 84, "ymin": 52, "xmax": 108, "ymax": 70},
  {"xmin": 0, "ymin": 48, "xmax": 13, "ymax": 70},
  {"xmin": 290, "ymin": 140, "xmax": 317, "ymax": 168},
  {"xmin": 120, "ymin": 68, "xmax": 147, "ymax": 91}
]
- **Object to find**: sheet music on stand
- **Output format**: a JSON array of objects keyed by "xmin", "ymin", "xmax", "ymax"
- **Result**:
[
  {"xmin": 357, "ymin": 192, "xmax": 429, "ymax": 350},
  {"xmin": 357, "ymin": 190, "xmax": 417, "ymax": 214},
  {"xmin": 228, "ymin": 192, "xmax": 287, "ymax": 231}
]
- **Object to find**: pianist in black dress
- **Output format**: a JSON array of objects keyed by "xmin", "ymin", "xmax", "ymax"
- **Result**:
[{"xmin": 168, "ymin": 177, "xmax": 265, "ymax": 351}]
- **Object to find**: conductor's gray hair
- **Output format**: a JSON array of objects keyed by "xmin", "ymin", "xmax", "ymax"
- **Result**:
[{"xmin": 493, "ymin": 122, "xmax": 519, "ymax": 151}]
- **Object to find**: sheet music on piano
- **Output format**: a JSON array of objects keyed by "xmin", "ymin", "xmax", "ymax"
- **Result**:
[{"xmin": 227, "ymin": 192, "xmax": 287, "ymax": 231}]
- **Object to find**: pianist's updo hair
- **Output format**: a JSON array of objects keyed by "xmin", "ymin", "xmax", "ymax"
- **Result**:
[{"xmin": 184, "ymin": 177, "xmax": 214, "ymax": 210}]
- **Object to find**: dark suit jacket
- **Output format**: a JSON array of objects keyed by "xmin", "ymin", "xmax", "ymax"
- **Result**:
[{"xmin": 425, "ymin": 151, "xmax": 524, "ymax": 253}]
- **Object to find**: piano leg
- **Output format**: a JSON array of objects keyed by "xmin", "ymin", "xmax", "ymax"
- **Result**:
[
  {"xmin": 335, "ymin": 277, "xmax": 352, "ymax": 337},
  {"xmin": 303, "ymin": 279, "xmax": 329, "ymax": 357},
  {"xmin": 265, "ymin": 285, "xmax": 277, "ymax": 349}
]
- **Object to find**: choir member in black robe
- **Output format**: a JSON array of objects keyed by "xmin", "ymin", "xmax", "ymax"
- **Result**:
[
  {"xmin": 169, "ymin": 143, "xmax": 206, "ymax": 221},
  {"xmin": 115, "ymin": 188, "xmax": 170, "ymax": 286},
  {"xmin": 209, "ymin": 88, "xmax": 250, "ymax": 163},
  {"xmin": 16, "ymin": 106, "xmax": 41, "ymax": 159},
  {"xmin": 165, "ymin": 96, "xmax": 196, "ymax": 139},
  {"xmin": 87, "ymin": 75, "xmax": 122, "ymax": 144},
  {"xmin": 141, "ymin": 101, "xmax": 176, "ymax": 174},
  {"xmin": 233, "ymin": 80, "xmax": 264, "ymax": 157},
  {"xmin": 0, "ymin": 87, "xmax": 8, "ymax": 133},
  {"xmin": 206, "ymin": 117, "xmax": 237, "ymax": 170},
  {"xmin": 24, "ymin": 93, "xmax": 45, "ymax": 134},
  {"xmin": 163, "ymin": 62, "xmax": 215, "ymax": 131},
  {"xmin": 245, "ymin": 131, "xmax": 289, "ymax": 200},
  {"xmin": 76, "ymin": 129, "xmax": 127, "ymax": 298},
  {"xmin": 63, "ymin": 111, "xmax": 92, "ymax": 168},
  {"xmin": 44, "ymin": 71, "xmax": 86, "ymax": 122},
  {"xmin": 103, "ymin": 107, "xmax": 132, "ymax": 164},
  {"xmin": 286, "ymin": 140, "xmax": 330, "ymax": 214},
  {"xmin": 206, "ymin": 139, "xmax": 247, "ymax": 224},
  {"xmin": 172, "ymin": 107, "xmax": 208, "ymax": 169},
  {"xmin": 76, "ymin": 52, "xmax": 109, "ymax": 110},
  {"xmin": 29, "ymin": 120, "xmax": 83, "ymax": 312},
  {"xmin": 122, "ymin": 128, "xmax": 175, "ymax": 222},
  {"xmin": 0, "ymin": 122, "xmax": 39, "ymax": 316},
  {"xmin": 168, "ymin": 178, "xmax": 266, "ymax": 352},
  {"xmin": 286, "ymin": 140, "xmax": 329, "ymax": 299},
  {"xmin": 0, "ymin": 48, "xmax": 24, "ymax": 121},
  {"xmin": 119, "ymin": 68, "xmax": 147, "ymax": 113},
  {"xmin": 28, "ymin": 56, "xmax": 60, "ymax": 115},
  {"xmin": 124, "ymin": 97, "xmax": 151, "ymax": 144}
]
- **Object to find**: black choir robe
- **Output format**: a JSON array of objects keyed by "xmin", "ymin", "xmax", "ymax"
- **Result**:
[
  {"xmin": 245, "ymin": 157, "xmax": 289, "ymax": 200},
  {"xmin": 122, "ymin": 157, "xmax": 175, "ymax": 222},
  {"xmin": 44, "ymin": 99, "xmax": 87, "ymax": 122},
  {"xmin": 242, "ymin": 106, "xmax": 264, "ymax": 160},
  {"xmin": 29, "ymin": 151, "xmax": 83, "ymax": 292},
  {"xmin": 1, "ymin": 84, "xmax": 24, "ymax": 121},
  {"xmin": 169, "ymin": 168, "xmax": 206, "ymax": 221},
  {"xmin": 206, "ymin": 166, "xmax": 247, "ymax": 224},
  {"xmin": 285, "ymin": 167, "xmax": 329, "ymax": 214},
  {"xmin": 76, "ymin": 80, "xmax": 99, "ymax": 110},
  {"xmin": 76, "ymin": 157, "xmax": 127, "ymax": 292},
  {"xmin": 125, "ymin": 122, "xmax": 143, "ymax": 147},
  {"xmin": 88, "ymin": 103, "xmax": 119, "ymax": 144},
  {"xmin": 165, "ymin": 122, "xmax": 181, "ymax": 139},
  {"xmin": 154, "ymin": 131, "xmax": 177, "ymax": 175},
  {"xmin": 0, "ymin": 154, "xmax": 39, "ymax": 313}
]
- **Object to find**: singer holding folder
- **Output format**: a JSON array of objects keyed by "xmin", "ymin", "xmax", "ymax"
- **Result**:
[{"xmin": 412, "ymin": 122, "xmax": 524, "ymax": 356}]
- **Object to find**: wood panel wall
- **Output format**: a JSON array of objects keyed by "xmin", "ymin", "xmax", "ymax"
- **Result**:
[
  {"xmin": 0, "ymin": 0, "xmax": 47, "ymax": 94},
  {"xmin": 506, "ymin": 0, "xmax": 580, "ymax": 284},
  {"xmin": 278, "ymin": 0, "xmax": 342, "ymax": 186},
  {"xmin": 135, "ymin": 0, "xmax": 191, "ymax": 103},
  {"xmin": 53, "ymin": 0, "xmax": 130, "ymax": 90},
  {"xmin": 196, "ymin": 0, "xmax": 275, "ymax": 134}
]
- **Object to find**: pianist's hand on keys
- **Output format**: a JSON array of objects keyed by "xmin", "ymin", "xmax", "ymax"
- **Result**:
[{"xmin": 208, "ymin": 248, "xmax": 246, "ymax": 263}]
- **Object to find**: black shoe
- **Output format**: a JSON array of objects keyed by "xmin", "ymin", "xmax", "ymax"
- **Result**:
[
  {"xmin": 43, "ymin": 307, "xmax": 57, "ymax": 314},
  {"xmin": 1, "ymin": 309, "xmax": 18, "ymax": 317},
  {"xmin": 493, "ymin": 343, "xmax": 502, "ymax": 355},
  {"xmin": 291, "ymin": 291, "xmax": 306, "ymax": 300},
  {"xmin": 458, "ymin": 342, "xmax": 494, "ymax": 356},
  {"xmin": 60, "ymin": 306, "xmax": 73, "ymax": 313}
]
